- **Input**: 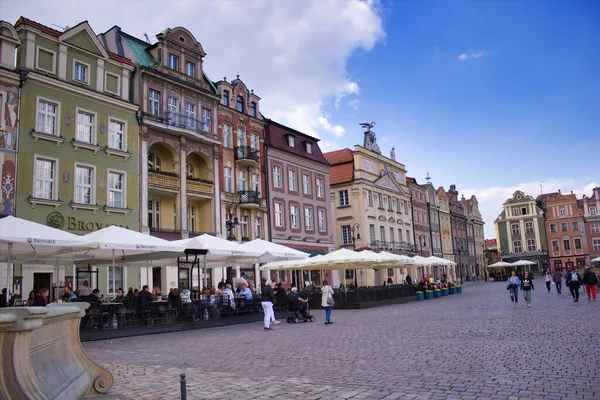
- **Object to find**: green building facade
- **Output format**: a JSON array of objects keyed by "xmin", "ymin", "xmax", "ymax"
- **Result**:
[{"xmin": 13, "ymin": 18, "xmax": 140, "ymax": 298}]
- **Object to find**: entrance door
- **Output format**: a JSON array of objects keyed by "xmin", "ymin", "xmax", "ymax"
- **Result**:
[
  {"xmin": 33, "ymin": 273, "xmax": 52, "ymax": 294},
  {"xmin": 152, "ymin": 267, "xmax": 162, "ymax": 289}
]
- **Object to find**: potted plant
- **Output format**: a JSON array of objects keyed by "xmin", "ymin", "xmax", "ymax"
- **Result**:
[
  {"xmin": 425, "ymin": 290, "xmax": 434, "ymax": 300},
  {"xmin": 449, "ymin": 286, "xmax": 457, "ymax": 295},
  {"xmin": 455, "ymin": 286, "xmax": 462, "ymax": 294},
  {"xmin": 241, "ymin": 236, "xmax": 250, "ymax": 242},
  {"xmin": 441, "ymin": 288, "xmax": 449, "ymax": 296},
  {"xmin": 415, "ymin": 291, "xmax": 424, "ymax": 301},
  {"xmin": 434, "ymin": 289, "xmax": 441, "ymax": 298}
]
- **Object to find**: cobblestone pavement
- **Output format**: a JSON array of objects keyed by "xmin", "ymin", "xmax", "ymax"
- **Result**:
[{"xmin": 84, "ymin": 281, "xmax": 600, "ymax": 399}]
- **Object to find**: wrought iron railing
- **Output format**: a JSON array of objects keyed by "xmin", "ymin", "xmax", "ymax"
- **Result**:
[
  {"xmin": 371, "ymin": 241, "xmax": 417, "ymax": 253},
  {"xmin": 238, "ymin": 190, "xmax": 260, "ymax": 205},
  {"xmin": 234, "ymin": 146, "xmax": 259, "ymax": 163},
  {"xmin": 164, "ymin": 111, "xmax": 211, "ymax": 134}
]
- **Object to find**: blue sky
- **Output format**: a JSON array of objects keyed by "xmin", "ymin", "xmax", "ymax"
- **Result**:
[{"xmin": 3, "ymin": 0, "xmax": 598, "ymax": 237}]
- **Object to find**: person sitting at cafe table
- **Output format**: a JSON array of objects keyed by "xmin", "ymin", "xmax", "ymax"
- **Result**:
[
  {"xmin": 78, "ymin": 280, "xmax": 93, "ymax": 297},
  {"xmin": 25, "ymin": 290, "xmax": 36, "ymax": 306},
  {"xmin": 80, "ymin": 289, "xmax": 102, "ymax": 304},
  {"xmin": 114, "ymin": 288, "xmax": 125, "ymax": 303},
  {"xmin": 235, "ymin": 272, "xmax": 249, "ymax": 291},
  {"xmin": 222, "ymin": 284, "xmax": 236, "ymax": 309},
  {"xmin": 238, "ymin": 282, "xmax": 253, "ymax": 301},
  {"xmin": 151, "ymin": 286, "xmax": 162, "ymax": 300},
  {"xmin": 215, "ymin": 282, "xmax": 225, "ymax": 297},
  {"xmin": 0, "ymin": 288, "xmax": 14, "ymax": 307},
  {"xmin": 63, "ymin": 285, "xmax": 78, "ymax": 302},
  {"xmin": 32, "ymin": 288, "xmax": 50, "ymax": 306}
]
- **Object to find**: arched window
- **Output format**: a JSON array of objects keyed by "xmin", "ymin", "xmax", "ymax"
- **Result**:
[
  {"xmin": 187, "ymin": 163, "xmax": 194, "ymax": 178},
  {"xmin": 249, "ymin": 101, "xmax": 257, "ymax": 117},
  {"xmin": 236, "ymin": 96, "xmax": 244, "ymax": 112},
  {"xmin": 148, "ymin": 152, "xmax": 161, "ymax": 172}
]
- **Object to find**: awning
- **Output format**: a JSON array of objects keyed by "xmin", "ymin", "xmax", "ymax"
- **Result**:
[{"xmin": 298, "ymin": 248, "xmax": 327, "ymax": 257}]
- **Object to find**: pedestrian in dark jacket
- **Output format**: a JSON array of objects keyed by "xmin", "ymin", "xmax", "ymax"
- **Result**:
[
  {"xmin": 552, "ymin": 270, "xmax": 563, "ymax": 294},
  {"xmin": 521, "ymin": 272, "xmax": 535, "ymax": 307},
  {"xmin": 582, "ymin": 266, "xmax": 598, "ymax": 302},
  {"xmin": 566, "ymin": 268, "xmax": 582, "ymax": 302}
]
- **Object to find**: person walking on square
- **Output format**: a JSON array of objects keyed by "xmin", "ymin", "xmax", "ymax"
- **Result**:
[
  {"xmin": 521, "ymin": 272, "xmax": 535, "ymax": 307},
  {"xmin": 506, "ymin": 271, "xmax": 521, "ymax": 307},
  {"xmin": 544, "ymin": 271, "xmax": 552, "ymax": 292},
  {"xmin": 552, "ymin": 269, "xmax": 563, "ymax": 294},
  {"xmin": 566, "ymin": 268, "xmax": 582, "ymax": 302},
  {"xmin": 582, "ymin": 266, "xmax": 598, "ymax": 302},
  {"xmin": 260, "ymin": 280, "xmax": 279, "ymax": 330},
  {"xmin": 321, "ymin": 280, "xmax": 334, "ymax": 325}
]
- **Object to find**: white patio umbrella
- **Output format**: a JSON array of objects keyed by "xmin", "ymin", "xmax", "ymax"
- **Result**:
[
  {"xmin": 511, "ymin": 260, "xmax": 536, "ymax": 266},
  {"xmin": 240, "ymin": 239, "xmax": 309, "ymax": 263},
  {"xmin": 488, "ymin": 261, "xmax": 513, "ymax": 267},
  {"xmin": 259, "ymin": 257, "xmax": 313, "ymax": 271},
  {"xmin": 591, "ymin": 257, "xmax": 600, "ymax": 263},
  {"xmin": 295, "ymin": 248, "xmax": 396, "ymax": 271},
  {"xmin": 0, "ymin": 216, "xmax": 97, "ymax": 303}
]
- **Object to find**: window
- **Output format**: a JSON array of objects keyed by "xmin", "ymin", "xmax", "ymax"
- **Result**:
[
  {"xmin": 34, "ymin": 157, "xmax": 56, "ymax": 199},
  {"xmin": 237, "ymin": 170, "xmax": 247, "ymax": 191},
  {"xmin": 527, "ymin": 239, "xmax": 536, "ymax": 252},
  {"xmin": 561, "ymin": 223, "xmax": 568, "ymax": 232},
  {"xmin": 389, "ymin": 228, "xmax": 395, "ymax": 243},
  {"xmin": 222, "ymin": 125, "xmax": 233, "ymax": 148},
  {"xmin": 366, "ymin": 190, "xmax": 373, "ymax": 206},
  {"xmin": 341, "ymin": 225, "xmax": 352, "ymax": 245},
  {"xmin": 37, "ymin": 99, "xmax": 58, "ymax": 135},
  {"xmin": 185, "ymin": 61, "xmax": 195, "ymax": 77},
  {"xmin": 345, "ymin": 270, "xmax": 355, "ymax": 279},
  {"xmin": 387, "ymin": 196, "xmax": 393, "ymax": 211},
  {"xmin": 398, "ymin": 229, "xmax": 403, "ymax": 242},
  {"xmin": 108, "ymin": 119, "xmax": 125, "ymax": 151},
  {"xmin": 559, "ymin": 208, "xmax": 566, "ymax": 217},
  {"xmin": 76, "ymin": 110, "xmax": 94, "ymax": 143},
  {"xmin": 511, "ymin": 223, "xmax": 520, "ymax": 235},
  {"xmin": 108, "ymin": 266, "xmax": 123, "ymax": 296},
  {"xmin": 380, "ymin": 226, "xmax": 386, "ymax": 242},
  {"xmin": 251, "ymin": 173, "xmax": 259, "ymax": 192},
  {"xmin": 288, "ymin": 170, "xmax": 297, "ymax": 192},
  {"xmin": 396, "ymin": 198, "xmax": 401, "ymax": 212},
  {"xmin": 305, "ymin": 207, "xmax": 313, "ymax": 230},
  {"xmin": 240, "ymin": 215, "xmax": 249, "ymax": 238},
  {"xmin": 75, "ymin": 165, "xmax": 93, "ymax": 204},
  {"xmin": 73, "ymin": 61, "xmax": 88, "ymax": 83},
  {"xmin": 236, "ymin": 127, "xmax": 246, "ymax": 147},
  {"xmin": 404, "ymin": 200, "xmax": 409, "ymax": 214},
  {"xmin": 513, "ymin": 240, "xmax": 522, "ymax": 253},
  {"xmin": 236, "ymin": 96, "xmax": 244, "ymax": 112},
  {"xmin": 108, "ymin": 171, "xmax": 125, "ymax": 208},
  {"xmin": 590, "ymin": 206, "xmax": 597, "ymax": 216},
  {"xmin": 367, "ymin": 225, "xmax": 375, "ymax": 244},
  {"xmin": 550, "ymin": 224, "xmax": 557, "ymax": 233},
  {"xmin": 148, "ymin": 90, "xmax": 160, "ymax": 116},
  {"xmin": 572, "ymin": 222, "xmax": 579, "ymax": 231},
  {"xmin": 224, "ymin": 167, "xmax": 232, "ymax": 193},
  {"xmin": 273, "ymin": 165, "xmax": 282, "ymax": 188},
  {"xmin": 592, "ymin": 223, "xmax": 600, "ymax": 233},
  {"xmin": 185, "ymin": 102, "xmax": 196, "ymax": 120},
  {"xmin": 168, "ymin": 97, "xmax": 178, "ymax": 115},
  {"xmin": 305, "ymin": 142, "xmax": 312, "ymax": 154},
  {"xmin": 148, "ymin": 200, "xmax": 160, "ymax": 230},
  {"xmin": 377, "ymin": 193, "xmax": 383, "ymax": 208},
  {"xmin": 250, "ymin": 133, "xmax": 259, "ymax": 150},
  {"xmin": 521, "ymin": 207, "xmax": 527, "ymax": 215},
  {"xmin": 147, "ymin": 152, "xmax": 161, "ymax": 172},
  {"xmin": 563, "ymin": 239, "xmax": 571, "ymax": 251},
  {"xmin": 339, "ymin": 190, "xmax": 349, "ymax": 206},
  {"xmin": 318, "ymin": 210, "xmax": 326, "ymax": 232},
  {"xmin": 525, "ymin": 221, "xmax": 534, "ymax": 233},
  {"xmin": 202, "ymin": 109, "xmax": 211, "ymax": 132},
  {"xmin": 406, "ymin": 230, "xmax": 410, "ymax": 243},
  {"xmin": 511, "ymin": 207, "xmax": 520, "ymax": 216},
  {"xmin": 168, "ymin": 54, "xmax": 179, "ymax": 70},
  {"xmin": 275, "ymin": 202, "xmax": 283, "ymax": 227},
  {"xmin": 593, "ymin": 239, "xmax": 600, "ymax": 251},
  {"xmin": 249, "ymin": 102, "xmax": 257, "ymax": 117},
  {"xmin": 223, "ymin": 90, "xmax": 229, "ymax": 107},
  {"xmin": 551, "ymin": 239, "xmax": 559, "ymax": 252},
  {"xmin": 255, "ymin": 216, "xmax": 262, "ymax": 239},
  {"xmin": 316, "ymin": 178, "xmax": 324, "ymax": 198},
  {"xmin": 287, "ymin": 135, "xmax": 295, "ymax": 148},
  {"xmin": 303, "ymin": 174, "xmax": 310, "ymax": 195},
  {"xmin": 574, "ymin": 238, "xmax": 582, "ymax": 250},
  {"xmin": 173, "ymin": 203, "xmax": 177, "ymax": 229},
  {"xmin": 290, "ymin": 204, "xmax": 299, "ymax": 228},
  {"xmin": 188, "ymin": 205, "xmax": 195, "ymax": 233}
]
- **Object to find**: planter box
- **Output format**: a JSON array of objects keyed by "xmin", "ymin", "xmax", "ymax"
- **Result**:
[
  {"xmin": 416, "ymin": 292, "xmax": 424, "ymax": 301},
  {"xmin": 425, "ymin": 291, "xmax": 434, "ymax": 300},
  {"xmin": 433, "ymin": 290, "xmax": 441, "ymax": 298},
  {"xmin": 457, "ymin": 287, "xmax": 463, "ymax": 294},
  {"xmin": 450, "ymin": 287, "xmax": 457, "ymax": 294},
  {"xmin": 441, "ymin": 289, "xmax": 448, "ymax": 296}
]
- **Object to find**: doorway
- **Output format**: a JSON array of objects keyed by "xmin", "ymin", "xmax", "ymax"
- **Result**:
[
  {"xmin": 152, "ymin": 267, "xmax": 162, "ymax": 289},
  {"xmin": 33, "ymin": 273, "xmax": 52, "ymax": 294}
]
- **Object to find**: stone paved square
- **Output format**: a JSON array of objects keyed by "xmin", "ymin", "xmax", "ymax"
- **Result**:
[{"xmin": 84, "ymin": 282, "xmax": 600, "ymax": 399}]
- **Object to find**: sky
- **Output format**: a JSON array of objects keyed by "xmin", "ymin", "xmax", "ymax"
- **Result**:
[{"xmin": 2, "ymin": 0, "xmax": 598, "ymax": 238}]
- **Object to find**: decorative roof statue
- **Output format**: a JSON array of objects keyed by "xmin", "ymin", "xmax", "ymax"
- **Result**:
[
  {"xmin": 360, "ymin": 121, "xmax": 380, "ymax": 154},
  {"xmin": 390, "ymin": 147, "xmax": 396, "ymax": 161}
]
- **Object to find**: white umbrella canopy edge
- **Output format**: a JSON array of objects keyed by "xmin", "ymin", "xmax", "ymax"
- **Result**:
[
  {"xmin": 489, "ymin": 261, "xmax": 513, "ymax": 267},
  {"xmin": 591, "ymin": 257, "xmax": 600, "ymax": 263},
  {"xmin": 240, "ymin": 239, "xmax": 309, "ymax": 262},
  {"xmin": 510, "ymin": 260, "xmax": 536, "ymax": 266},
  {"xmin": 173, "ymin": 234, "xmax": 262, "ymax": 258}
]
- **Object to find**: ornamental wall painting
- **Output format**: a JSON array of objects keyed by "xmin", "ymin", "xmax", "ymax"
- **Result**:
[
  {"xmin": 0, "ymin": 153, "xmax": 16, "ymax": 216},
  {"xmin": 0, "ymin": 81, "xmax": 19, "ymax": 216}
]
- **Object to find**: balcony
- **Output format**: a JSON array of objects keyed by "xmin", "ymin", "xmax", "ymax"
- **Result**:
[
  {"xmin": 238, "ymin": 190, "xmax": 261, "ymax": 209},
  {"xmin": 371, "ymin": 241, "xmax": 417, "ymax": 254},
  {"xmin": 148, "ymin": 171, "xmax": 179, "ymax": 193},
  {"xmin": 186, "ymin": 177, "xmax": 214, "ymax": 198},
  {"xmin": 234, "ymin": 146, "xmax": 259, "ymax": 167}
]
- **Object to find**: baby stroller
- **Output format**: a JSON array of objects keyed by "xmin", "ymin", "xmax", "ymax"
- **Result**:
[{"xmin": 286, "ymin": 292, "xmax": 316, "ymax": 323}]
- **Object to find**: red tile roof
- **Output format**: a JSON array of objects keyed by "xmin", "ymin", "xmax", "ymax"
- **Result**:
[
  {"xmin": 265, "ymin": 120, "xmax": 329, "ymax": 165},
  {"xmin": 324, "ymin": 149, "xmax": 353, "ymax": 165},
  {"xmin": 485, "ymin": 239, "xmax": 497, "ymax": 247},
  {"xmin": 15, "ymin": 17, "xmax": 133, "ymax": 66},
  {"xmin": 406, "ymin": 176, "xmax": 417, "ymax": 185},
  {"xmin": 330, "ymin": 163, "xmax": 354, "ymax": 185}
]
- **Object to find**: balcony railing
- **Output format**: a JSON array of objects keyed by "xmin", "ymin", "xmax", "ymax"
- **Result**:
[
  {"xmin": 234, "ymin": 146, "xmax": 259, "ymax": 163},
  {"xmin": 187, "ymin": 179, "xmax": 214, "ymax": 196},
  {"xmin": 164, "ymin": 111, "xmax": 211, "ymax": 134},
  {"xmin": 370, "ymin": 240, "xmax": 417, "ymax": 253},
  {"xmin": 148, "ymin": 171, "xmax": 179, "ymax": 191},
  {"xmin": 238, "ymin": 190, "xmax": 261, "ymax": 205}
]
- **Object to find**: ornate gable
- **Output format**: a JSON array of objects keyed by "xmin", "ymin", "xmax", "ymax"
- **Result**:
[
  {"xmin": 374, "ymin": 173, "xmax": 400, "ymax": 192},
  {"xmin": 60, "ymin": 22, "xmax": 108, "ymax": 58}
]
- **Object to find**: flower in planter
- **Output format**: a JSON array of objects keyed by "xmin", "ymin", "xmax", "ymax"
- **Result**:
[
  {"xmin": 416, "ymin": 291, "xmax": 423, "ymax": 294},
  {"xmin": 434, "ymin": 289, "xmax": 441, "ymax": 291},
  {"xmin": 426, "ymin": 290, "xmax": 433, "ymax": 293},
  {"xmin": 241, "ymin": 236, "xmax": 250, "ymax": 242}
]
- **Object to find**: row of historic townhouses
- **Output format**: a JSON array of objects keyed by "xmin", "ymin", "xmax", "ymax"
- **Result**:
[
  {"xmin": 325, "ymin": 125, "xmax": 415, "ymax": 287},
  {"xmin": 437, "ymin": 186, "xmax": 455, "ymax": 279},
  {"xmin": 0, "ymin": 21, "xmax": 23, "ymax": 295},
  {"xmin": 464, "ymin": 196, "xmax": 486, "ymax": 278},
  {"xmin": 583, "ymin": 187, "xmax": 600, "ymax": 267},
  {"xmin": 215, "ymin": 76, "xmax": 268, "ymax": 286},
  {"xmin": 13, "ymin": 18, "xmax": 139, "ymax": 298},
  {"xmin": 423, "ymin": 182, "xmax": 443, "ymax": 277},
  {"xmin": 102, "ymin": 25, "xmax": 221, "ymax": 290},
  {"xmin": 495, "ymin": 190, "xmax": 549, "ymax": 274},
  {"xmin": 448, "ymin": 185, "xmax": 468, "ymax": 284},
  {"xmin": 407, "ymin": 177, "xmax": 431, "ymax": 279},
  {"xmin": 539, "ymin": 191, "xmax": 589, "ymax": 271},
  {"xmin": 265, "ymin": 120, "xmax": 335, "ymax": 288}
]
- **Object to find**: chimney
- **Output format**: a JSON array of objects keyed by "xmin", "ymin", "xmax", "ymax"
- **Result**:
[{"xmin": 558, "ymin": 189, "xmax": 561, "ymax": 194}]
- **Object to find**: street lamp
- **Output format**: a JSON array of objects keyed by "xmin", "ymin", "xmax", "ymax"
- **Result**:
[
  {"xmin": 351, "ymin": 223, "xmax": 361, "ymax": 251},
  {"xmin": 226, "ymin": 217, "xmax": 239, "ymax": 241},
  {"xmin": 455, "ymin": 245, "xmax": 464, "ymax": 285}
]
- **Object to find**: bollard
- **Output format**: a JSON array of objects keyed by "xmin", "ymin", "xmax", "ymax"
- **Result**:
[{"xmin": 180, "ymin": 372, "xmax": 187, "ymax": 400}]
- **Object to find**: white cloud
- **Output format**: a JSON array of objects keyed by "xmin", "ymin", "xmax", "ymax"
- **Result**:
[
  {"xmin": 2, "ymin": 0, "xmax": 385, "ymax": 143},
  {"xmin": 463, "ymin": 178, "xmax": 599, "ymax": 238},
  {"xmin": 457, "ymin": 50, "xmax": 486, "ymax": 61},
  {"xmin": 348, "ymin": 99, "xmax": 360, "ymax": 110}
]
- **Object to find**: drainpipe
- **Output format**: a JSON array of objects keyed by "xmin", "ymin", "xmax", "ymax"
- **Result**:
[
  {"xmin": 15, "ymin": 69, "xmax": 29, "ymax": 217},
  {"xmin": 263, "ymin": 119, "xmax": 272, "ymax": 241}
]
